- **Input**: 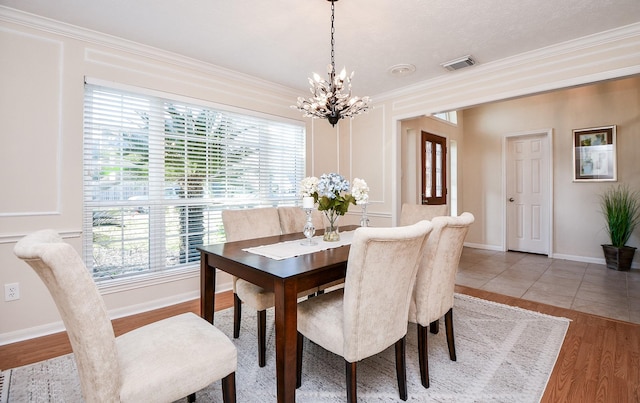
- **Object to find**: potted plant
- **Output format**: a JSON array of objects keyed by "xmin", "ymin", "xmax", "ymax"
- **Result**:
[{"xmin": 600, "ymin": 184, "xmax": 640, "ymax": 271}]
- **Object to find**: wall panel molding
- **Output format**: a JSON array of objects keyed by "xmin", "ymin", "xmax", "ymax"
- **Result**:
[
  {"xmin": 83, "ymin": 48, "xmax": 301, "ymax": 115},
  {"xmin": 350, "ymin": 104, "xmax": 386, "ymax": 205},
  {"xmin": 0, "ymin": 26, "xmax": 64, "ymax": 216}
]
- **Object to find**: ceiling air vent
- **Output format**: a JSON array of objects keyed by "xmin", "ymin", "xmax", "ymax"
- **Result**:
[{"xmin": 441, "ymin": 55, "xmax": 476, "ymax": 71}]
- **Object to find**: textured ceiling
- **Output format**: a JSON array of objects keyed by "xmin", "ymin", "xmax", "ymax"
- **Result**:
[{"xmin": 2, "ymin": 0, "xmax": 640, "ymax": 95}]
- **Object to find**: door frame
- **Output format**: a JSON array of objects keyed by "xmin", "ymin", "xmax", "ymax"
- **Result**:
[
  {"xmin": 420, "ymin": 131, "xmax": 447, "ymax": 205},
  {"xmin": 502, "ymin": 129, "xmax": 554, "ymax": 257}
]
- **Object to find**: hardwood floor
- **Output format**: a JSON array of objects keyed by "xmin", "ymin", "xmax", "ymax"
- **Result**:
[{"xmin": 1, "ymin": 287, "xmax": 638, "ymax": 402}]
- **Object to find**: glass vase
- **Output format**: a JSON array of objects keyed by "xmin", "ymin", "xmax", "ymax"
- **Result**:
[
  {"xmin": 323, "ymin": 210, "xmax": 340, "ymax": 242},
  {"xmin": 360, "ymin": 203, "xmax": 369, "ymax": 227}
]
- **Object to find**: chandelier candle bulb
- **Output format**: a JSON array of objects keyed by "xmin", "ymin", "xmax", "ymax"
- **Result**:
[{"xmin": 302, "ymin": 196, "xmax": 315, "ymax": 209}]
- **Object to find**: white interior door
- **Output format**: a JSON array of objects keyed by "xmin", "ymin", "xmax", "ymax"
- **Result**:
[{"xmin": 506, "ymin": 133, "xmax": 550, "ymax": 254}]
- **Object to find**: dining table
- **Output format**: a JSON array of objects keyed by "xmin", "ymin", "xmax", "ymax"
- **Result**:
[{"xmin": 198, "ymin": 225, "xmax": 358, "ymax": 403}]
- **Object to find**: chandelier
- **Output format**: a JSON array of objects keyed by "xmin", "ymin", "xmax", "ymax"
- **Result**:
[{"xmin": 293, "ymin": 0, "xmax": 370, "ymax": 127}]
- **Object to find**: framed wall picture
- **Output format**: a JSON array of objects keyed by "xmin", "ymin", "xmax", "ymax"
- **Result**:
[{"xmin": 573, "ymin": 125, "xmax": 617, "ymax": 182}]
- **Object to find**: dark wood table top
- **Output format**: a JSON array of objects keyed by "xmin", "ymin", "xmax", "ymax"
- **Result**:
[
  {"xmin": 198, "ymin": 225, "xmax": 359, "ymax": 403},
  {"xmin": 198, "ymin": 226, "xmax": 357, "ymax": 288}
]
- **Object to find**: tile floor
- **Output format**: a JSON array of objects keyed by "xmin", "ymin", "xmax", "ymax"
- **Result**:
[{"xmin": 456, "ymin": 247, "xmax": 640, "ymax": 324}]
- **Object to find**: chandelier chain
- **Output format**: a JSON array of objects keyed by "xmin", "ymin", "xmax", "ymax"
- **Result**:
[{"xmin": 330, "ymin": 0, "xmax": 335, "ymax": 73}]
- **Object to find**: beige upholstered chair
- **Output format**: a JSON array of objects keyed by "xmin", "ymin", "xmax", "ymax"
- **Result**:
[
  {"xmin": 221, "ymin": 207, "xmax": 281, "ymax": 367},
  {"xmin": 296, "ymin": 221, "xmax": 433, "ymax": 402},
  {"xmin": 13, "ymin": 230, "xmax": 236, "ymax": 403},
  {"xmin": 222, "ymin": 207, "xmax": 318, "ymax": 367},
  {"xmin": 277, "ymin": 206, "xmax": 324, "ymax": 235},
  {"xmin": 399, "ymin": 203, "xmax": 448, "ymax": 226},
  {"xmin": 407, "ymin": 212, "xmax": 474, "ymax": 388},
  {"xmin": 278, "ymin": 206, "xmax": 345, "ymax": 292}
]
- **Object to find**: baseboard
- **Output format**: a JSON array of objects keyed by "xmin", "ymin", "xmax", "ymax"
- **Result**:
[
  {"xmin": 0, "ymin": 321, "xmax": 67, "ymax": 347},
  {"xmin": 463, "ymin": 242, "xmax": 504, "ymax": 252},
  {"xmin": 0, "ymin": 285, "xmax": 233, "ymax": 346},
  {"xmin": 552, "ymin": 252, "xmax": 639, "ymax": 269},
  {"xmin": 465, "ymin": 242, "xmax": 639, "ymax": 270}
]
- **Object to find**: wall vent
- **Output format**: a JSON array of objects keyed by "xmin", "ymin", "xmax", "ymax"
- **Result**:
[{"xmin": 441, "ymin": 55, "xmax": 476, "ymax": 71}]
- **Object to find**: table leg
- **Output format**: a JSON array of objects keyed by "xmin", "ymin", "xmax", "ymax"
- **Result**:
[
  {"xmin": 274, "ymin": 279, "xmax": 298, "ymax": 403},
  {"xmin": 200, "ymin": 252, "xmax": 216, "ymax": 323}
]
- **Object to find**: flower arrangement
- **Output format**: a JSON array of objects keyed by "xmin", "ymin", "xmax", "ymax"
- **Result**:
[
  {"xmin": 351, "ymin": 178, "xmax": 370, "ymax": 205},
  {"xmin": 300, "ymin": 173, "xmax": 369, "ymax": 240}
]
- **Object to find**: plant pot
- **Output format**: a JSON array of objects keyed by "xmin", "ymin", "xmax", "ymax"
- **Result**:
[{"xmin": 601, "ymin": 244, "xmax": 637, "ymax": 271}]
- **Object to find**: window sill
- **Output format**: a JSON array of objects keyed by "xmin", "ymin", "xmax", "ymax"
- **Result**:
[{"xmin": 96, "ymin": 264, "xmax": 199, "ymax": 295}]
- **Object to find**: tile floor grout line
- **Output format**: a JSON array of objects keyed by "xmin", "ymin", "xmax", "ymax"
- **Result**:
[
  {"xmin": 568, "ymin": 262, "xmax": 589, "ymax": 313},
  {"xmin": 457, "ymin": 248, "xmax": 639, "ymax": 324}
]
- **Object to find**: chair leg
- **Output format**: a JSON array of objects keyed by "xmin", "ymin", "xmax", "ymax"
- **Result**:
[
  {"xmin": 429, "ymin": 319, "xmax": 439, "ymax": 334},
  {"xmin": 444, "ymin": 308, "xmax": 457, "ymax": 361},
  {"xmin": 394, "ymin": 336, "xmax": 408, "ymax": 401},
  {"xmin": 417, "ymin": 324, "xmax": 430, "ymax": 388},
  {"xmin": 258, "ymin": 309, "xmax": 267, "ymax": 367},
  {"xmin": 345, "ymin": 361, "xmax": 357, "ymax": 403},
  {"xmin": 233, "ymin": 293, "xmax": 242, "ymax": 338},
  {"xmin": 187, "ymin": 392, "xmax": 195, "ymax": 402},
  {"xmin": 296, "ymin": 332, "xmax": 304, "ymax": 388},
  {"xmin": 222, "ymin": 372, "xmax": 237, "ymax": 403}
]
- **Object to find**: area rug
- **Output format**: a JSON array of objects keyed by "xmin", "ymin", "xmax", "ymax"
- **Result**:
[{"xmin": 1, "ymin": 294, "xmax": 570, "ymax": 402}]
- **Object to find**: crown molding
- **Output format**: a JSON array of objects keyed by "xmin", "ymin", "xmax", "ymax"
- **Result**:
[
  {"xmin": 3, "ymin": 5, "xmax": 639, "ymax": 117},
  {"xmin": 375, "ymin": 22, "xmax": 640, "ymax": 105},
  {"xmin": 0, "ymin": 6, "xmax": 301, "ymax": 99}
]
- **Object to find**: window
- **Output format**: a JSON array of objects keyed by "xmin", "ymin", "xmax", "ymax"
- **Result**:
[
  {"xmin": 433, "ymin": 111, "xmax": 458, "ymax": 125},
  {"xmin": 83, "ymin": 82, "xmax": 305, "ymax": 280}
]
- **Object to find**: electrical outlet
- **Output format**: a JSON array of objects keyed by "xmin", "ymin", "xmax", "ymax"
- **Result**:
[{"xmin": 5, "ymin": 283, "xmax": 20, "ymax": 301}]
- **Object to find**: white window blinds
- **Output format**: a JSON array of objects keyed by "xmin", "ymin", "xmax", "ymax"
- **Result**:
[{"xmin": 83, "ymin": 83, "xmax": 305, "ymax": 280}]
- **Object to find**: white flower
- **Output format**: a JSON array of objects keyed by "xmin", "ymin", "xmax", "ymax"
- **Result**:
[
  {"xmin": 351, "ymin": 178, "xmax": 369, "ymax": 205},
  {"xmin": 300, "ymin": 176, "xmax": 318, "ymax": 197}
]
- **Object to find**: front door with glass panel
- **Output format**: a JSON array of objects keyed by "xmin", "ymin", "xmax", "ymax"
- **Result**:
[{"xmin": 421, "ymin": 131, "xmax": 447, "ymax": 205}]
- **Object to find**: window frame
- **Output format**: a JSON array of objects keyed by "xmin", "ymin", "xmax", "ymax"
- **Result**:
[{"xmin": 83, "ymin": 78, "xmax": 306, "ymax": 287}]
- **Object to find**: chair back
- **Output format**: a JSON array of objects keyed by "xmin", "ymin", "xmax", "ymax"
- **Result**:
[
  {"xmin": 342, "ymin": 221, "xmax": 432, "ymax": 362},
  {"xmin": 221, "ymin": 207, "xmax": 281, "ymax": 242},
  {"xmin": 278, "ymin": 206, "xmax": 324, "ymax": 234},
  {"xmin": 409, "ymin": 212, "xmax": 475, "ymax": 325},
  {"xmin": 399, "ymin": 203, "xmax": 448, "ymax": 226},
  {"xmin": 13, "ymin": 230, "xmax": 121, "ymax": 402}
]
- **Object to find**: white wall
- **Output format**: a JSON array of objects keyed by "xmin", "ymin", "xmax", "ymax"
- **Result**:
[
  {"xmin": 0, "ymin": 8, "xmax": 311, "ymax": 343},
  {"xmin": 462, "ymin": 77, "xmax": 640, "ymax": 262},
  {"xmin": 1, "ymin": 7, "xmax": 640, "ymax": 344}
]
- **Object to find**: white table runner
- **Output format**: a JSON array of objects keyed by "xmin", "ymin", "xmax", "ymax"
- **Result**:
[{"xmin": 243, "ymin": 230, "xmax": 355, "ymax": 260}]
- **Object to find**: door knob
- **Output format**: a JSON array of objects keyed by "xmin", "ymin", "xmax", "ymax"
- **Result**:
[{"xmin": 509, "ymin": 198, "xmax": 515, "ymax": 202}]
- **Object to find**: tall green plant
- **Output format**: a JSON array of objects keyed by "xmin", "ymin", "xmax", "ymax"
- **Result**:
[{"xmin": 600, "ymin": 185, "xmax": 640, "ymax": 247}]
